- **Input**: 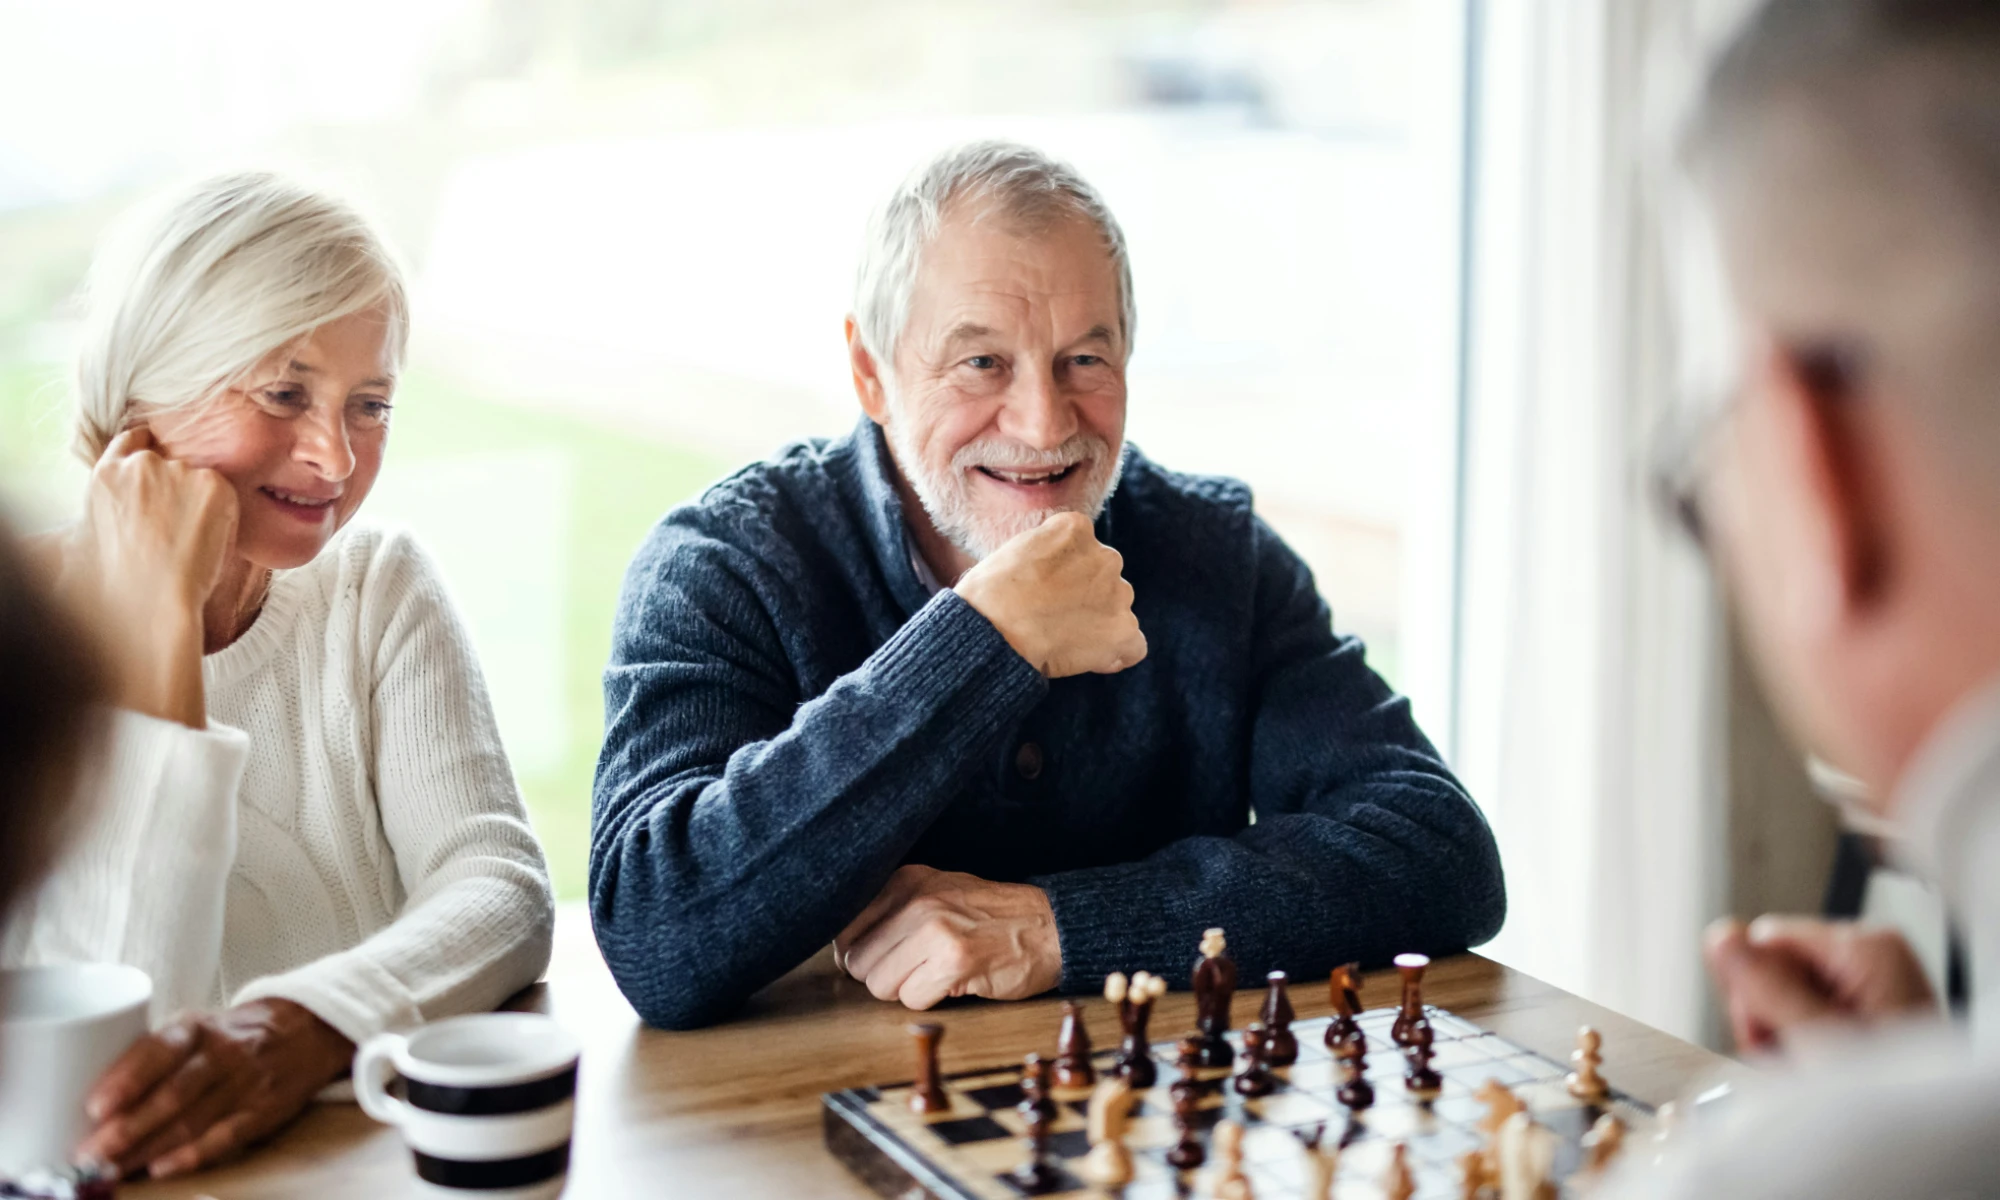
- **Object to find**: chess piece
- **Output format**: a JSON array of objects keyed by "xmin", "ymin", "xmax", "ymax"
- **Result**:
[
  {"xmin": 1205, "ymin": 1119, "xmax": 1253, "ymax": 1200},
  {"xmin": 907, "ymin": 1022, "xmax": 949, "ymax": 1116},
  {"xmin": 1053, "ymin": 1000, "xmax": 1096, "ymax": 1089},
  {"xmin": 1648, "ymin": 1101, "xmax": 1681, "ymax": 1166},
  {"xmin": 1336, "ymin": 1039, "xmax": 1374, "ymax": 1110},
  {"xmin": 1383, "ymin": 1142, "xmax": 1416, "ymax": 1200},
  {"xmin": 1166, "ymin": 1062, "xmax": 1206, "ymax": 1170},
  {"xmin": 1567, "ymin": 1026, "xmax": 1609, "ymax": 1104},
  {"xmin": 1259, "ymin": 970, "xmax": 1298, "ymax": 1066},
  {"xmin": 1192, "ymin": 927, "xmax": 1238, "ymax": 1068},
  {"xmin": 1580, "ymin": 1112, "xmax": 1627, "ymax": 1176},
  {"xmin": 1474, "ymin": 1079, "xmax": 1525, "ymax": 1137},
  {"xmin": 1078, "ymin": 1075, "xmax": 1138, "ymax": 1187},
  {"xmin": 1296, "ymin": 1124, "xmax": 1338, "ymax": 1200},
  {"xmin": 1458, "ymin": 1147, "xmax": 1491, "ymax": 1200},
  {"xmin": 1403, "ymin": 1018, "xmax": 1441, "ymax": 1100},
  {"xmin": 1391, "ymin": 952, "xmax": 1429, "ymax": 1047},
  {"xmin": 1012, "ymin": 1054, "xmax": 1058, "ymax": 1191},
  {"xmin": 1234, "ymin": 1022, "xmax": 1276, "ymax": 1097},
  {"xmin": 1495, "ymin": 1111, "xmax": 1558, "ymax": 1200},
  {"xmin": 1108, "ymin": 970, "xmax": 1166, "ymax": 1088},
  {"xmin": 1325, "ymin": 962, "xmax": 1362, "ymax": 1052}
]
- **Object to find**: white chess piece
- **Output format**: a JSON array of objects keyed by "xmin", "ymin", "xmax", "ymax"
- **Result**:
[
  {"xmin": 1496, "ymin": 1111, "xmax": 1558, "ymax": 1200},
  {"xmin": 1078, "ymin": 1076, "xmax": 1136, "ymax": 1187}
]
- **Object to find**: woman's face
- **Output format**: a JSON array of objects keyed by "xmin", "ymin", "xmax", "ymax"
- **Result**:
[{"xmin": 146, "ymin": 307, "xmax": 397, "ymax": 570}]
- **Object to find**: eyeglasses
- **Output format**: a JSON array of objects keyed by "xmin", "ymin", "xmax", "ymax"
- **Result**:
[{"xmin": 1647, "ymin": 341, "xmax": 1865, "ymax": 553}]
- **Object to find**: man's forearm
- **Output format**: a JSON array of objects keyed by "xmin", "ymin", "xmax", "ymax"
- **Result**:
[{"xmin": 591, "ymin": 591, "xmax": 1047, "ymax": 1029}]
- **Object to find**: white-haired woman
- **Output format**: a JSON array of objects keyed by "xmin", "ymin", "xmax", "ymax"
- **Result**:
[{"xmin": 4, "ymin": 173, "xmax": 554, "ymax": 1179}]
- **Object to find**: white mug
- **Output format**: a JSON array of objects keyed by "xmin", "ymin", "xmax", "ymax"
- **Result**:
[
  {"xmin": 356, "ymin": 1013, "xmax": 579, "ymax": 1200},
  {"xmin": 0, "ymin": 963, "xmax": 152, "ymax": 1176}
]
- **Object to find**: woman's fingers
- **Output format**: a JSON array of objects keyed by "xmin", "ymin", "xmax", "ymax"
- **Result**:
[
  {"xmin": 149, "ymin": 1107, "xmax": 263, "ymax": 1179},
  {"xmin": 99, "ymin": 426, "xmax": 155, "ymax": 463},
  {"xmin": 84, "ymin": 1017, "xmax": 199, "ymax": 1124},
  {"xmin": 81, "ymin": 1045, "xmax": 225, "ymax": 1164},
  {"xmin": 121, "ymin": 1079, "xmax": 241, "ymax": 1176}
]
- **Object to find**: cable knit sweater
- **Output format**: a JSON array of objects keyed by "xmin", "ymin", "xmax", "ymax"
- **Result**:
[{"xmin": 3, "ymin": 524, "xmax": 554, "ymax": 1045}]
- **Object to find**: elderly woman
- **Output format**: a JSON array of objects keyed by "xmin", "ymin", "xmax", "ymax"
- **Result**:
[{"xmin": 3, "ymin": 173, "xmax": 554, "ymax": 1179}]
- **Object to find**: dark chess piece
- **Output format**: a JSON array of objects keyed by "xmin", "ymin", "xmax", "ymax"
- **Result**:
[
  {"xmin": 1052, "ymin": 1000, "xmax": 1095, "ymax": 1090},
  {"xmin": 1325, "ymin": 961, "xmax": 1362, "ymax": 1053},
  {"xmin": 1260, "ymin": 970, "xmax": 1298, "ymax": 1066},
  {"xmin": 1336, "ymin": 1040, "xmax": 1375, "ymax": 1110},
  {"xmin": 1192, "ymin": 927, "xmax": 1237, "ymax": 1069},
  {"xmin": 1233, "ymin": 1022, "xmax": 1276, "ymax": 1097},
  {"xmin": 908, "ymin": 1022, "xmax": 949, "ymax": 1115},
  {"xmin": 1165, "ymin": 1069, "xmax": 1207, "ymax": 1170},
  {"xmin": 1402, "ymin": 1018, "xmax": 1441, "ymax": 1100},
  {"xmin": 1012, "ymin": 1053, "xmax": 1059, "ymax": 1191},
  {"xmin": 1391, "ymin": 952, "xmax": 1430, "ymax": 1047},
  {"xmin": 1107, "ymin": 970, "xmax": 1166, "ymax": 1089}
]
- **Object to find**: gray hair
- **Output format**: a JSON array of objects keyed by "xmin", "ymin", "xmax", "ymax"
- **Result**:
[
  {"xmin": 72, "ymin": 172, "xmax": 409, "ymax": 463},
  {"xmin": 1684, "ymin": 0, "xmax": 2000, "ymax": 480},
  {"xmin": 851, "ymin": 140, "xmax": 1136, "ymax": 368}
]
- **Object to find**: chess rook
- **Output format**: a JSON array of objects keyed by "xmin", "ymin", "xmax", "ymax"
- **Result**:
[
  {"xmin": 1052, "ymin": 1000, "xmax": 1095, "ymax": 1090},
  {"xmin": 907, "ymin": 1022, "xmax": 948, "ymax": 1116}
]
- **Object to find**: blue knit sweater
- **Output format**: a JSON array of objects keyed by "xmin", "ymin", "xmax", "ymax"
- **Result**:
[{"xmin": 591, "ymin": 418, "xmax": 1505, "ymax": 1029}]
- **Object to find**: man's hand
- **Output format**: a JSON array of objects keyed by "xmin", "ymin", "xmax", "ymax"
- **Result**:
[
  {"xmin": 77, "ymin": 998, "xmax": 352, "ymax": 1180},
  {"xmin": 953, "ymin": 511, "xmax": 1146, "ymax": 679},
  {"xmin": 834, "ymin": 865, "xmax": 1063, "ymax": 1010},
  {"xmin": 1704, "ymin": 915, "xmax": 1939, "ymax": 1055}
]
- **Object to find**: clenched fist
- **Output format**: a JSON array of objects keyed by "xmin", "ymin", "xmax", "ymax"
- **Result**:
[
  {"xmin": 954, "ymin": 512, "xmax": 1146, "ymax": 678},
  {"xmin": 1704, "ymin": 915, "xmax": 1939, "ymax": 1055}
]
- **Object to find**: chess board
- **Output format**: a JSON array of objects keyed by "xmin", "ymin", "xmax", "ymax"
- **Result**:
[{"xmin": 823, "ymin": 1006, "xmax": 1654, "ymax": 1200}]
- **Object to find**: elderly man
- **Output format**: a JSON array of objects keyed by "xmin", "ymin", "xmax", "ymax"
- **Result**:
[
  {"xmin": 590, "ymin": 142, "xmax": 1504, "ymax": 1030},
  {"xmin": 1610, "ymin": 1, "xmax": 2000, "ymax": 1195}
]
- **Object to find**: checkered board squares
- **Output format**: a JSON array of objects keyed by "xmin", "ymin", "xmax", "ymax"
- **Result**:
[{"xmin": 821, "ymin": 1006, "xmax": 1654, "ymax": 1200}]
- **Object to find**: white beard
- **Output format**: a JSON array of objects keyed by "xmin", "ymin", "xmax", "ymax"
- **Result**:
[{"xmin": 882, "ymin": 409, "xmax": 1126, "ymax": 562}]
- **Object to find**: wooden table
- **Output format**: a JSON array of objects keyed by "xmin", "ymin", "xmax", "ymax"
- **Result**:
[{"xmin": 126, "ymin": 906, "xmax": 1741, "ymax": 1198}]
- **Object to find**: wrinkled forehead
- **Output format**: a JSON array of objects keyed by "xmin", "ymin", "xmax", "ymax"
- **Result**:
[{"xmin": 904, "ymin": 207, "xmax": 1123, "ymax": 341}]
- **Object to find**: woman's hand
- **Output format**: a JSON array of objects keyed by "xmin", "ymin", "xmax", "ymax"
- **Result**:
[
  {"xmin": 76, "ymin": 998, "xmax": 353, "ymax": 1180},
  {"xmin": 58, "ymin": 427, "xmax": 238, "ymax": 726}
]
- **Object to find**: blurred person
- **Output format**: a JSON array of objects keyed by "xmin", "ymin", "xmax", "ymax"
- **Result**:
[
  {"xmin": 0, "ymin": 518, "xmax": 104, "ymax": 931},
  {"xmin": 591, "ymin": 141, "xmax": 1505, "ymax": 1030},
  {"xmin": 2, "ymin": 173, "xmax": 554, "ymax": 1180},
  {"xmin": 1611, "ymin": 0, "xmax": 2000, "ymax": 1195}
]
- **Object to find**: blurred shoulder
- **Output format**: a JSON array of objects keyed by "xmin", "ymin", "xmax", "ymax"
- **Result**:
[{"xmin": 629, "ymin": 434, "xmax": 855, "ymax": 580}]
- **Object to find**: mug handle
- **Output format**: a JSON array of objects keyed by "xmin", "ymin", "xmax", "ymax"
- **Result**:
[{"xmin": 353, "ymin": 1032, "xmax": 412, "ymax": 1127}]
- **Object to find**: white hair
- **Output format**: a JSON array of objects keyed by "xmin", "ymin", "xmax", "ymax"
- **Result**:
[
  {"xmin": 71, "ymin": 171, "xmax": 410, "ymax": 463},
  {"xmin": 851, "ymin": 140, "xmax": 1136, "ymax": 368}
]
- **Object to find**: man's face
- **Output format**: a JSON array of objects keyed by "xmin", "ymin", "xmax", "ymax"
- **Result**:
[{"xmin": 876, "ymin": 207, "xmax": 1129, "ymax": 562}]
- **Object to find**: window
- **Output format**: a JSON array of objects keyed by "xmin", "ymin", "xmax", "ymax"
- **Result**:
[{"xmin": 0, "ymin": 0, "xmax": 1470, "ymax": 899}]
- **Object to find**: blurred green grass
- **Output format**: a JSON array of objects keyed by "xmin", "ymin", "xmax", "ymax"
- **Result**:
[{"xmin": 0, "ymin": 360, "xmax": 728, "ymax": 900}]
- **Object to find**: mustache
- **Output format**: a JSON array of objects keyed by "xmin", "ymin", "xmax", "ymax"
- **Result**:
[{"xmin": 952, "ymin": 434, "xmax": 1110, "ymax": 473}]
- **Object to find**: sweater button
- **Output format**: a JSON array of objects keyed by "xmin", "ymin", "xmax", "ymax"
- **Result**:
[{"xmin": 1015, "ymin": 742, "xmax": 1044, "ymax": 780}]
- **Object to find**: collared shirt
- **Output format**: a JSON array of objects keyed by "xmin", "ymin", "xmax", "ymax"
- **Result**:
[{"xmin": 1607, "ymin": 675, "xmax": 2000, "ymax": 1200}]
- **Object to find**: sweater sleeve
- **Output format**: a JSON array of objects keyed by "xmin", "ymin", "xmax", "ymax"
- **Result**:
[
  {"xmin": 1031, "ymin": 515, "xmax": 1506, "ymax": 990},
  {"xmin": 590, "ymin": 519, "xmax": 1047, "ymax": 1030},
  {"xmin": 231, "ymin": 533, "xmax": 555, "ymax": 1045},
  {"xmin": 3, "ymin": 710, "xmax": 248, "ymax": 1025}
]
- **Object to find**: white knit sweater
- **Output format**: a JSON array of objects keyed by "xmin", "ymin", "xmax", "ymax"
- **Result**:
[{"xmin": 3, "ymin": 524, "xmax": 555, "ymax": 1045}]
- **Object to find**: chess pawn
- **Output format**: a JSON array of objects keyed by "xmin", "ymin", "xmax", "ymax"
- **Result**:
[
  {"xmin": 1052, "ymin": 1000, "xmax": 1096, "ymax": 1090},
  {"xmin": 1233, "ymin": 1022, "xmax": 1276, "ymax": 1097},
  {"xmin": 1078, "ymin": 1075, "xmax": 1138, "ymax": 1187},
  {"xmin": 1567, "ymin": 1025, "xmax": 1609, "ymax": 1104},
  {"xmin": 1383, "ymin": 1142, "xmax": 1416, "ymax": 1200},
  {"xmin": 1192, "ymin": 927, "xmax": 1238, "ymax": 1068},
  {"xmin": 1012, "ymin": 1054, "xmax": 1058, "ymax": 1191},
  {"xmin": 1336, "ymin": 1041, "xmax": 1375, "ymax": 1110},
  {"xmin": 1259, "ymin": 970, "xmax": 1299, "ymax": 1066},
  {"xmin": 1296, "ymin": 1125, "xmax": 1339, "ymax": 1200},
  {"xmin": 1403, "ymin": 1018, "xmax": 1442, "ymax": 1100},
  {"xmin": 1204, "ymin": 1119, "xmax": 1253, "ymax": 1200},
  {"xmin": 1391, "ymin": 952, "xmax": 1430, "ymax": 1047},
  {"xmin": 1165, "ymin": 1066, "xmax": 1206, "ymax": 1170}
]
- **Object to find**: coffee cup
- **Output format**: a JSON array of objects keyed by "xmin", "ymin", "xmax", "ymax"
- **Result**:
[
  {"xmin": 355, "ymin": 1013, "xmax": 579, "ymax": 1199},
  {"xmin": 0, "ymin": 963, "xmax": 152, "ymax": 1176}
]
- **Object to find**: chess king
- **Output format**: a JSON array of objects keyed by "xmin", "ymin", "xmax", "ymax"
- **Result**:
[
  {"xmin": 1615, "ymin": 1, "xmax": 2000, "ymax": 1196},
  {"xmin": 590, "ymin": 141, "xmax": 1505, "ymax": 1028}
]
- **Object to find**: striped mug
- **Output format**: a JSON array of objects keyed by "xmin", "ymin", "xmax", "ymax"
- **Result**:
[{"xmin": 355, "ymin": 1013, "xmax": 579, "ymax": 1199}]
